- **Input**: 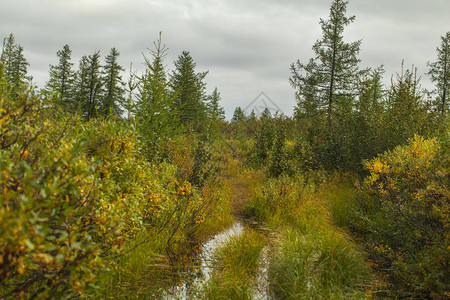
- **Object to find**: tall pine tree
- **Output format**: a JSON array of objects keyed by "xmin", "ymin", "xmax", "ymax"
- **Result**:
[
  {"xmin": 46, "ymin": 44, "xmax": 76, "ymax": 110},
  {"xmin": 74, "ymin": 51, "xmax": 103, "ymax": 119},
  {"xmin": 170, "ymin": 51, "xmax": 208, "ymax": 131},
  {"xmin": 427, "ymin": 32, "xmax": 450, "ymax": 115},
  {"xmin": 1, "ymin": 34, "xmax": 30, "ymax": 89},
  {"xmin": 136, "ymin": 34, "xmax": 179, "ymax": 152},
  {"xmin": 290, "ymin": 0, "xmax": 361, "ymax": 138},
  {"xmin": 101, "ymin": 47, "xmax": 125, "ymax": 118},
  {"xmin": 290, "ymin": 0, "xmax": 362, "ymax": 169}
]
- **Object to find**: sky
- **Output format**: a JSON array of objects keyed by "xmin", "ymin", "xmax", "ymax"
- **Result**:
[{"xmin": 1, "ymin": 0, "xmax": 449, "ymax": 118}]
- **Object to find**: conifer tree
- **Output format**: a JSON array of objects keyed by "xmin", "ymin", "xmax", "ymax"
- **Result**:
[
  {"xmin": 290, "ymin": 0, "xmax": 361, "ymax": 138},
  {"xmin": 260, "ymin": 107, "xmax": 272, "ymax": 119},
  {"xmin": 136, "ymin": 34, "xmax": 179, "ymax": 151},
  {"xmin": 427, "ymin": 32, "xmax": 450, "ymax": 114},
  {"xmin": 170, "ymin": 51, "xmax": 208, "ymax": 130},
  {"xmin": 74, "ymin": 51, "xmax": 103, "ymax": 119},
  {"xmin": 207, "ymin": 87, "xmax": 225, "ymax": 120},
  {"xmin": 1, "ymin": 34, "xmax": 30, "ymax": 89},
  {"xmin": 384, "ymin": 64, "xmax": 428, "ymax": 150},
  {"xmin": 205, "ymin": 87, "xmax": 225, "ymax": 140},
  {"xmin": 73, "ymin": 55, "xmax": 89, "ymax": 114},
  {"xmin": 46, "ymin": 44, "xmax": 76, "ymax": 110},
  {"xmin": 101, "ymin": 48, "xmax": 125, "ymax": 117},
  {"xmin": 231, "ymin": 107, "xmax": 246, "ymax": 123}
]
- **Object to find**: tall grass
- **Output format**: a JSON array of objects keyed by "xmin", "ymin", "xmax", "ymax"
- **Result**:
[
  {"xmin": 93, "ymin": 229, "xmax": 174, "ymax": 298},
  {"xmin": 270, "ymin": 228, "xmax": 371, "ymax": 299},
  {"xmin": 202, "ymin": 229, "xmax": 265, "ymax": 299},
  {"xmin": 245, "ymin": 172, "xmax": 373, "ymax": 298}
]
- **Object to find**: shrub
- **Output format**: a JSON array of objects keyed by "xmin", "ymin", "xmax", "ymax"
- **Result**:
[{"xmin": 354, "ymin": 134, "xmax": 450, "ymax": 298}]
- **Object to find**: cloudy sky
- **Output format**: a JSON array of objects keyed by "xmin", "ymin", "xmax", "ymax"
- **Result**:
[{"xmin": 1, "ymin": 0, "xmax": 449, "ymax": 118}]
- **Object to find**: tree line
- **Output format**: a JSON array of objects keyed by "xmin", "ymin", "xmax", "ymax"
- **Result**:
[
  {"xmin": 1, "ymin": 33, "xmax": 226, "ymax": 153},
  {"xmin": 230, "ymin": 0, "xmax": 448, "ymax": 172}
]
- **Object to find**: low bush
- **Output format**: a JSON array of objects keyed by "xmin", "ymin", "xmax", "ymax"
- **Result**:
[{"xmin": 354, "ymin": 134, "xmax": 450, "ymax": 298}]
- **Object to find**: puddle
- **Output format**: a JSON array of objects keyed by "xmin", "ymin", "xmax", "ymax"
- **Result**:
[
  {"xmin": 163, "ymin": 222, "xmax": 245, "ymax": 299},
  {"xmin": 253, "ymin": 245, "xmax": 270, "ymax": 300}
]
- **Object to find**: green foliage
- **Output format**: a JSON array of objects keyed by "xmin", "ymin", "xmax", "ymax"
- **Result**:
[
  {"xmin": 170, "ymin": 50, "xmax": 208, "ymax": 131},
  {"xmin": 383, "ymin": 65, "xmax": 430, "ymax": 150},
  {"xmin": 427, "ymin": 31, "xmax": 450, "ymax": 115},
  {"xmin": 74, "ymin": 51, "xmax": 103, "ymax": 119},
  {"xmin": 354, "ymin": 135, "xmax": 450, "ymax": 298},
  {"xmin": 101, "ymin": 47, "xmax": 125, "ymax": 117},
  {"xmin": 268, "ymin": 125, "xmax": 293, "ymax": 177},
  {"xmin": 188, "ymin": 140, "xmax": 220, "ymax": 188},
  {"xmin": 231, "ymin": 106, "xmax": 246, "ymax": 123},
  {"xmin": 0, "ymin": 77, "xmax": 105, "ymax": 297},
  {"xmin": 1, "ymin": 34, "xmax": 31, "ymax": 90},
  {"xmin": 45, "ymin": 44, "xmax": 76, "ymax": 111},
  {"xmin": 270, "ymin": 228, "xmax": 371, "ymax": 299},
  {"xmin": 290, "ymin": 0, "xmax": 361, "ymax": 147},
  {"xmin": 135, "ymin": 35, "xmax": 180, "ymax": 157},
  {"xmin": 203, "ymin": 229, "xmax": 265, "ymax": 300},
  {"xmin": 253, "ymin": 117, "xmax": 275, "ymax": 165},
  {"xmin": 205, "ymin": 87, "xmax": 225, "ymax": 140},
  {"xmin": 0, "ymin": 68, "xmax": 221, "ymax": 297}
]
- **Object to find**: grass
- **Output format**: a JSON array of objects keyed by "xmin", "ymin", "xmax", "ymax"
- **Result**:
[
  {"xmin": 93, "ymin": 185, "xmax": 235, "ymax": 299},
  {"xmin": 202, "ymin": 229, "xmax": 266, "ymax": 299},
  {"xmin": 270, "ymin": 228, "xmax": 371, "ymax": 299},
  {"xmin": 244, "ymin": 171, "xmax": 374, "ymax": 299},
  {"xmin": 93, "ymin": 228, "xmax": 175, "ymax": 298}
]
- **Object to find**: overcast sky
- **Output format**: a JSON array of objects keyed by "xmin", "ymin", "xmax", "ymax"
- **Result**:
[{"xmin": 1, "ymin": 0, "xmax": 449, "ymax": 118}]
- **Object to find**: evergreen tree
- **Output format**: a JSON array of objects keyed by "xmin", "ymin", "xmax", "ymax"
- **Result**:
[
  {"xmin": 136, "ymin": 34, "xmax": 179, "ymax": 152},
  {"xmin": 351, "ymin": 66, "xmax": 386, "ymax": 165},
  {"xmin": 427, "ymin": 32, "xmax": 450, "ymax": 114},
  {"xmin": 260, "ymin": 107, "xmax": 272, "ymax": 119},
  {"xmin": 170, "ymin": 51, "xmax": 208, "ymax": 130},
  {"xmin": 207, "ymin": 87, "xmax": 225, "ymax": 120},
  {"xmin": 73, "ymin": 55, "xmax": 89, "ymax": 114},
  {"xmin": 46, "ymin": 44, "xmax": 76, "ymax": 110},
  {"xmin": 290, "ymin": 0, "xmax": 363, "ymax": 169},
  {"xmin": 384, "ymin": 64, "xmax": 428, "ymax": 150},
  {"xmin": 231, "ymin": 106, "xmax": 246, "ymax": 123},
  {"xmin": 101, "ymin": 47, "xmax": 125, "ymax": 117},
  {"xmin": 1, "ymin": 34, "xmax": 30, "ymax": 89},
  {"xmin": 74, "ymin": 51, "xmax": 103, "ymax": 119},
  {"xmin": 205, "ymin": 87, "xmax": 225, "ymax": 140},
  {"xmin": 290, "ymin": 0, "xmax": 361, "ymax": 138}
]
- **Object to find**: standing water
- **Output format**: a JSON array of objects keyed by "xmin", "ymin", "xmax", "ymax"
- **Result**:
[{"xmin": 163, "ymin": 222, "xmax": 245, "ymax": 299}]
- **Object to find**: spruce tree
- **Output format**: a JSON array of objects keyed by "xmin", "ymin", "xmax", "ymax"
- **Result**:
[
  {"xmin": 46, "ymin": 44, "xmax": 76, "ymax": 110},
  {"xmin": 73, "ymin": 55, "xmax": 89, "ymax": 114},
  {"xmin": 74, "ymin": 51, "xmax": 103, "ymax": 119},
  {"xmin": 1, "ymin": 34, "xmax": 30, "ymax": 89},
  {"xmin": 205, "ymin": 87, "xmax": 225, "ymax": 140},
  {"xmin": 290, "ymin": 0, "xmax": 361, "ymax": 138},
  {"xmin": 384, "ymin": 64, "xmax": 428, "ymax": 150},
  {"xmin": 207, "ymin": 87, "xmax": 225, "ymax": 120},
  {"xmin": 290, "ymin": 0, "xmax": 362, "ymax": 169},
  {"xmin": 427, "ymin": 32, "xmax": 450, "ymax": 114},
  {"xmin": 170, "ymin": 51, "xmax": 208, "ymax": 130},
  {"xmin": 231, "ymin": 107, "xmax": 246, "ymax": 123},
  {"xmin": 101, "ymin": 48, "xmax": 125, "ymax": 118},
  {"xmin": 136, "ymin": 34, "xmax": 179, "ymax": 152}
]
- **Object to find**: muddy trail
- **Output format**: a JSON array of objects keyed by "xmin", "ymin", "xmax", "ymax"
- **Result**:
[{"xmin": 163, "ymin": 164, "xmax": 277, "ymax": 299}]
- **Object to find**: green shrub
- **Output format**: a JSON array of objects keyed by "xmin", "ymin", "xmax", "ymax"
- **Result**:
[{"xmin": 354, "ymin": 134, "xmax": 450, "ymax": 298}]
